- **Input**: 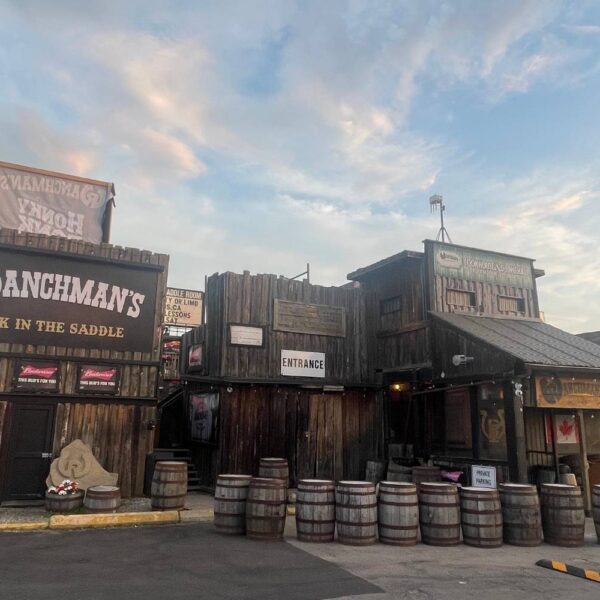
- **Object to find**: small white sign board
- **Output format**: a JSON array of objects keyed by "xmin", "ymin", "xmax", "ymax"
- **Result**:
[
  {"xmin": 471, "ymin": 464, "xmax": 497, "ymax": 488},
  {"xmin": 281, "ymin": 350, "xmax": 325, "ymax": 378},
  {"xmin": 230, "ymin": 325, "xmax": 263, "ymax": 347}
]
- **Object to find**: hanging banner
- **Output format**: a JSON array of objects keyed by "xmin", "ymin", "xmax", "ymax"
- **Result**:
[
  {"xmin": 77, "ymin": 364, "xmax": 119, "ymax": 394},
  {"xmin": 189, "ymin": 393, "xmax": 219, "ymax": 444},
  {"xmin": 13, "ymin": 359, "xmax": 60, "ymax": 392},
  {"xmin": 545, "ymin": 414, "xmax": 580, "ymax": 445},
  {"xmin": 0, "ymin": 245, "xmax": 159, "ymax": 353},
  {"xmin": 163, "ymin": 288, "xmax": 203, "ymax": 327},
  {"xmin": 0, "ymin": 162, "xmax": 114, "ymax": 243}
]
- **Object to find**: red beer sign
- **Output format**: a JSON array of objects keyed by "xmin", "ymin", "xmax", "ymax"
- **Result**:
[
  {"xmin": 77, "ymin": 364, "xmax": 119, "ymax": 394},
  {"xmin": 14, "ymin": 360, "xmax": 60, "ymax": 392}
]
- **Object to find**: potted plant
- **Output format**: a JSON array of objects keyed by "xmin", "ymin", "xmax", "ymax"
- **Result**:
[{"xmin": 45, "ymin": 480, "xmax": 84, "ymax": 513}]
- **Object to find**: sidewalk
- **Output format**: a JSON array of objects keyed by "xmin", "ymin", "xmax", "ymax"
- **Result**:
[{"xmin": 0, "ymin": 492, "xmax": 214, "ymax": 532}]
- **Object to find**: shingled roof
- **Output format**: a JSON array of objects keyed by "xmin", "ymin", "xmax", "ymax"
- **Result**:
[{"xmin": 431, "ymin": 312, "xmax": 600, "ymax": 369}]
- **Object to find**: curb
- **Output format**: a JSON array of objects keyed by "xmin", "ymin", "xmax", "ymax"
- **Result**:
[
  {"xmin": 50, "ymin": 510, "xmax": 180, "ymax": 530},
  {"xmin": 536, "ymin": 559, "xmax": 600, "ymax": 584},
  {"xmin": 0, "ymin": 521, "xmax": 49, "ymax": 531}
]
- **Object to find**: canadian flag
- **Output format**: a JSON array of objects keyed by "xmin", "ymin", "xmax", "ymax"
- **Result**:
[{"xmin": 555, "ymin": 415, "xmax": 579, "ymax": 444}]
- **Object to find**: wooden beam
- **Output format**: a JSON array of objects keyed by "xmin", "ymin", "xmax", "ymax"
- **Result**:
[
  {"xmin": 503, "ymin": 380, "xmax": 528, "ymax": 483},
  {"xmin": 577, "ymin": 409, "xmax": 592, "ymax": 513}
]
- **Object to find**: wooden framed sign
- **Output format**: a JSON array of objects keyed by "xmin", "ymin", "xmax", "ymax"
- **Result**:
[
  {"xmin": 273, "ymin": 299, "xmax": 346, "ymax": 337},
  {"xmin": 77, "ymin": 364, "xmax": 120, "ymax": 394},
  {"xmin": 13, "ymin": 359, "xmax": 60, "ymax": 392},
  {"xmin": 163, "ymin": 287, "xmax": 203, "ymax": 327},
  {"xmin": 228, "ymin": 324, "xmax": 264, "ymax": 347}
]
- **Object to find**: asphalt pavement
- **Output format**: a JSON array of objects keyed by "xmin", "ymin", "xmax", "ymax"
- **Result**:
[{"xmin": 0, "ymin": 523, "xmax": 380, "ymax": 600}]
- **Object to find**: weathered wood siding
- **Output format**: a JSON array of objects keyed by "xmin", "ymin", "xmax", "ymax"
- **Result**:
[
  {"xmin": 430, "ymin": 319, "xmax": 516, "ymax": 379},
  {"xmin": 202, "ymin": 272, "xmax": 371, "ymax": 384},
  {"xmin": 189, "ymin": 385, "xmax": 384, "ymax": 488}
]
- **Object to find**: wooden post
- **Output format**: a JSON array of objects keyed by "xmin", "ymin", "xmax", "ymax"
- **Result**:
[
  {"xmin": 577, "ymin": 409, "xmax": 591, "ymax": 514},
  {"xmin": 503, "ymin": 380, "xmax": 528, "ymax": 483},
  {"xmin": 550, "ymin": 411, "xmax": 560, "ymax": 483}
]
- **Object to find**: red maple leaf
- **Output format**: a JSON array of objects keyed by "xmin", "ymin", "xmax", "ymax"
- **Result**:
[{"xmin": 558, "ymin": 419, "xmax": 574, "ymax": 438}]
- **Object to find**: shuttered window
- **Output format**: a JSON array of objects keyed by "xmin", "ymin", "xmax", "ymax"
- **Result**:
[
  {"xmin": 446, "ymin": 288, "xmax": 476, "ymax": 308},
  {"xmin": 498, "ymin": 295, "xmax": 525, "ymax": 313}
]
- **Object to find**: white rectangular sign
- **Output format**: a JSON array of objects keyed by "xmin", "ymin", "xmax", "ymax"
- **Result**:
[
  {"xmin": 164, "ymin": 287, "xmax": 203, "ymax": 327},
  {"xmin": 230, "ymin": 325, "xmax": 264, "ymax": 347},
  {"xmin": 281, "ymin": 350, "xmax": 325, "ymax": 378},
  {"xmin": 471, "ymin": 464, "xmax": 497, "ymax": 488}
]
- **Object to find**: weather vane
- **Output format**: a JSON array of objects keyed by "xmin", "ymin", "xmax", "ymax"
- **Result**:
[{"xmin": 429, "ymin": 194, "xmax": 453, "ymax": 244}]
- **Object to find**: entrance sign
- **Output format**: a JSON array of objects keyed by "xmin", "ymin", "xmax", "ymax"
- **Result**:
[
  {"xmin": 0, "ymin": 245, "xmax": 159, "ymax": 353},
  {"xmin": 281, "ymin": 350, "xmax": 326, "ymax": 378},
  {"xmin": 13, "ymin": 360, "xmax": 59, "ymax": 392},
  {"xmin": 0, "ymin": 162, "xmax": 113, "ymax": 243},
  {"xmin": 471, "ymin": 465, "xmax": 497, "ymax": 488},
  {"xmin": 163, "ymin": 288, "xmax": 203, "ymax": 326},
  {"xmin": 274, "ymin": 299, "xmax": 346, "ymax": 337}
]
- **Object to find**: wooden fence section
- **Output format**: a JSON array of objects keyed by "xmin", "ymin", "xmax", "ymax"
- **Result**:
[
  {"xmin": 203, "ymin": 271, "xmax": 372, "ymax": 384},
  {"xmin": 191, "ymin": 385, "xmax": 385, "ymax": 487}
]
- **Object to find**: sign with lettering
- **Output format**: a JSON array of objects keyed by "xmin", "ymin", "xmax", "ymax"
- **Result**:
[
  {"xmin": 0, "ymin": 162, "xmax": 113, "ymax": 243},
  {"xmin": 229, "ymin": 324, "xmax": 264, "ymax": 347},
  {"xmin": 77, "ymin": 364, "xmax": 119, "ymax": 394},
  {"xmin": 471, "ymin": 464, "xmax": 497, "ymax": 488},
  {"xmin": 273, "ymin": 299, "xmax": 346, "ymax": 337},
  {"xmin": 13, "ymin": 359, "xmax": 59, "ymax": 392},
  {"xmin": 536, "ymin": 374, "xmax": 600, "ymax": 409},
  {"xmin": 431, "ymin": 241, "xmax": 534, "ymax": 289},
  {"xmin": 163, "ymin": 287, "xmax": 203, "ymax": 327},
  {"xmin": 0, "ymin": 245, "xmax": 159, "ymax": 353},
  {"xmin": 281, "ymin": 350, "xmax": 325, "ymax": 378}
]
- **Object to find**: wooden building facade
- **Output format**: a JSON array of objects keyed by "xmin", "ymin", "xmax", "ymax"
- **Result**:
[
  {"xmin": 179, "ymin": 271, "xmax": 384, "ymax": 488},
  {"xmin": 0, "ymin": 230, "xmax": 168, "ymax": 501},
  {"xmin": 349, "ymin": 240, "xmax": 600, "ymax": 510}
]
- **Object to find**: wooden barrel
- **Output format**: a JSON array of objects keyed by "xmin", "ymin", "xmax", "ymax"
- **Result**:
[
  {"xmin": 592, "ymin": 484, "xmax": 600, "ymax": 543},
  {"xmin": 498, "ymin": 483, "xmax": 542, "ymax": 546},
  {"xmin": 540, "ymin": 483, "xmax": 585, "ymax": 547},
  {"xmin": 459, "ymin": 487, "xmax": 502, "ymax": 548},
  {"xmin": 258, "ymin": 458, "xmax": 289, "ymax": 487},
  {"xmin": 365, "ymin": 460, "xmax": 386, "ymax": 484},
  {"xmin": 45, "ymin": 491, "xmax": 84, "ymax": 513},
  {"xmin": 378, "ymin": 481, "xmax": 419, "ymax": 546},
  {"xmin": 295, "ymin": 479, "xmax": 335, "ymax": 543},
  {"xmin": 246, "ymin": 477, "xmax": 287, "ymax": 541},
  {"xmin": 386, "ymin": 461, "xmax": 412, "ymax": 483},
  {"xmin": 151, "ymin": 461, "xmax": 187, "ymax": 511},
  {"xmin": 336, "ymin": 481, "xmax": 377, "ymax": 546},
  {"xmin": 418, "ymin": 482, "xmax": 461, "ymax": 546},
  {"xmin": 412, "ymin": 466, "xmax": 442, "ymax": 488},
  {"xmin": 214, "ymin": 474, "xmax": 253, "ymax": 535},
  {"xmin": 84, "ymin": 485, "xmax": 121, "ymax": 513}
]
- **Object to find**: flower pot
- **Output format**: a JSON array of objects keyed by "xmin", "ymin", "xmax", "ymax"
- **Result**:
[{"xmin": 45, "ymin": 490, "xmax": 84, "ymax": 513}]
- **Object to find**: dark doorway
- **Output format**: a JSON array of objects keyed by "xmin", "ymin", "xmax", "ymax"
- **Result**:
[{"xmin": 1, "ymin": 402, "xmax": 55, "ymax": 503}]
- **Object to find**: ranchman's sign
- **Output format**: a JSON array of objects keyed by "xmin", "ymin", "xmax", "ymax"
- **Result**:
[
  {"xmin": 431, "ymin": 241, "xmax": 534, "ymax": 289},
  {"xmin": 163, "ymin": 287, "xmax": 203, "ymax": 327},
  {"xmin": 0, "ymin": 246, "xmax": 159, "ymax": 353},
  {"xmin": 536, "ymin": 374, "xmax": 600, "ymax": 409},
  {"xmin": 0, "ymin": 162, "xmax": 114, "ymax": 243}
]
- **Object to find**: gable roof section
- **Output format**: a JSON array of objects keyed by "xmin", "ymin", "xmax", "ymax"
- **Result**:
[
  {"xmin": 431, "ymin": 312, "xmax": 600, "ymax": 369},
  {"xmin": 347, "ymin": 250, "xmax": 423, "ymax": 281},
  {"xmin": 578, "ymin": 331, "xmax": 600, "ymax": 346}
]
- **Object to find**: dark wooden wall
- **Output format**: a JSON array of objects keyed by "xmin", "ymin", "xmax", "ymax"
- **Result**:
[
  {"xmin": 190, "ymin": 385, "xmax": 384, "ymax": 488},
  {"xmin": 202, "ymin": 271, "xmax": 372, "ymax": 384},
  {"xmin": 0, "ymin": 230, "xmax": 168, "ymax": 498}
]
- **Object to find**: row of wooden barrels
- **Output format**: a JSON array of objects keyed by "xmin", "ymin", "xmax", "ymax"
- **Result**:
[{"xmin": 215, "ymin": 476, "xmax": 600, "ymax": 547}]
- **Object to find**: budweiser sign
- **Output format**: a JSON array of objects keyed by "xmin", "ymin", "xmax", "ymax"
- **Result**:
[
  {"xmin": 77, "ymin": 364, "xmax": 119, "ymax": 394},
  {"xmin": 14, "ymin": 360, "xmax": 60, "ymax": 392},
  {"xmin": 19, "ymin": 365, "xmax": 58, "ymax": 378}
]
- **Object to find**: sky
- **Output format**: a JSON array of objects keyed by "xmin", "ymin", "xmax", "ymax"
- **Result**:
[{"xmin": 1, "ymin": 1, "xmax": 600, "ymax": 333}]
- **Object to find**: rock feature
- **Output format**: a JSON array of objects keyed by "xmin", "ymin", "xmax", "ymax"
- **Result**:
[{"xmin": 46, "ymin": 439, "xmax": 118, "ymax": 490}]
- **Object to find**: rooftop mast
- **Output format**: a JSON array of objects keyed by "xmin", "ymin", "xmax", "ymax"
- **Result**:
[{"xmin": 429, "ymin": 194, "xmax": 452, "ymax": 244}]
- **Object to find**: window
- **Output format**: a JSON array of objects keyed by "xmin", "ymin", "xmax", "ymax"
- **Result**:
[
  {"xmin": 381, "ymin": 296, "xmax": 402, "ymax": 315},
  {"xmin": 446, "ymin": 288, "xmax": 476, "ymax": 308},
  {"xmin": 498, "ymin": 295, "xmax": 525, "ymax": 313}
]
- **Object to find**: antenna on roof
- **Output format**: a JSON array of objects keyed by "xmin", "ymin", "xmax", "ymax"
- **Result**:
[{"xmin": 429, "ymin": 194, "xmax": 453, "ymax": 244}]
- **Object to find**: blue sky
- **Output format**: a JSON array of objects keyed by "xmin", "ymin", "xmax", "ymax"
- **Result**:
[{"xmin": 1, "ymin": 1, "xmax": 600, "ymax": 332}]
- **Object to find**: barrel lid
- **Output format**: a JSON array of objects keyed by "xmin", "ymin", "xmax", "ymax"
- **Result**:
[
  {"xmin": 460, "ymin": 486, "xmax": 498, "ymax": 493},
  {"xmin": 88, "ymin": 485, "xmax": 119, "ymax": 492},
  {"xmin": 379, "ymin": 481, "xmax": 416, "ymax": 488},
  {"xmin": 499, "ymin": 483, "xmax": 533, "ymax": 488},
  {"xmin": 251, "ymin": 477, "xmax": 286, "ymax": 486},
  {"xmin": 299, "ymin": 479, "xmax": 334, "ymax": 484},
  {"xmin": 217, "ymin": 474, "xmax": 253, "ymax": 480},
  {"xmin": 541, "ymin": 483, "xmax": 577, "ymax": 488},
  {"xmin": 337, "ymin": 481, "xmax": 375, "ymax": 487},
  {"xmin": 419, "ymin": 482, "xmax": 456, "ymax": 488},
  {"xmin": 260, "ymin": 457, "xmax": 287, "ymax": 462},
  {"xmin": 156, "ymin": 460, "xmax": 186, "ymax": 465}
]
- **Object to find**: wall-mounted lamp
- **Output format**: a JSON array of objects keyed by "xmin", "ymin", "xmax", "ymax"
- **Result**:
[{"xmin": 452, "ymin": 354, "xmax": 474, "ymax": 367}]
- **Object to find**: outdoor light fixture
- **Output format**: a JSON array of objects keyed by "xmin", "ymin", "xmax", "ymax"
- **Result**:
[{"xmin": 452, "ymin": 354, "xmax": 474, "ymax": 367}]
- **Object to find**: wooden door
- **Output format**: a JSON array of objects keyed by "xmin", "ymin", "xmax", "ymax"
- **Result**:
[
  {"xmin": 1, "ymin": 402, "xmax": 55, "ymax": 502},
  {"xmin": 297, "ymin": 394, "xmax": 343, "ymax": 482}
]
